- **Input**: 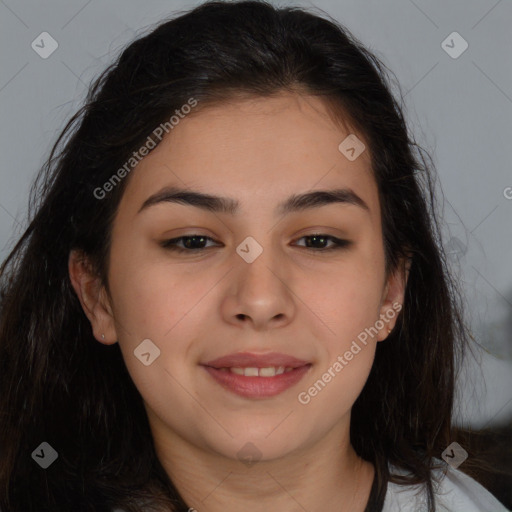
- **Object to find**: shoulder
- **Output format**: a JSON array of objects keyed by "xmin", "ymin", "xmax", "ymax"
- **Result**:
[{"xmin": 382, "ymin": 461, "xmax": 510, "ymax": 512}]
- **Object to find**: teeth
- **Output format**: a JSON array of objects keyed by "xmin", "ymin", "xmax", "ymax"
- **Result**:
[
  {"xmin": 259, "ymin": 367, "xmax": 277, "ymax": 377},
  {"xmin": 226, "ymin": 366, "xmax": 292, "ymax": 377}
]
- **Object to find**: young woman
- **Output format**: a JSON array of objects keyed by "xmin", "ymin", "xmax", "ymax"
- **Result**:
[{"xmin": 0, "ymin": 1, "xmax": 508, "ymax": 511}]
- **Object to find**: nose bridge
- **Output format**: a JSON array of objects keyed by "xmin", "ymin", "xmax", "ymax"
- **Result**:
[{"xmin": 236, "ymin": 233, "xmax": 283, "ymax": 294}]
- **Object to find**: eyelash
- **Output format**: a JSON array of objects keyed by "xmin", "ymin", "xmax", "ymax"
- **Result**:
[{"xmin": 160, "ymin": 234, "xmax": 351, "ymax": 253}]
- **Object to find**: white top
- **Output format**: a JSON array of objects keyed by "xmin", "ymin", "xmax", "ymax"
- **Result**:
[{"xmin": 383, "ymin": 464, "xmax": 510, "ymax": 512}]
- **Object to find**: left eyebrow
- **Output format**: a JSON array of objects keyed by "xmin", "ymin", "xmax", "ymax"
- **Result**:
[{"xmin": 137, "ymin": 186, "xmax": 370, "ymax": 216}]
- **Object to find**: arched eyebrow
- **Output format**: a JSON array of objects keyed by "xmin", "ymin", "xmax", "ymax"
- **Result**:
[{"xmin": 137, "ymin": 186, "xmax": 370, "ymax": 216}]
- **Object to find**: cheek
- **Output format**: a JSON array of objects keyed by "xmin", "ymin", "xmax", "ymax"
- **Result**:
[
  {"xmin": 109, "ymin": 254, "xmax": 202, "ymax": 421},
  {"xmin": 108, "ymin": 242, "xmax": 204, "ymax": 338},
  {"xmin": 301, "ymin": 253, "xmax": 385, "ymax": 341},
  {"xmin": 296, "ymin": 246, "xmax": 384, "ymax": 398},
  {"xmin": 296, "ymin": 264, "xmax": 382, "ymax": 416},
  {"xmin": 106, "ymin": 247, "xmax": 203, "ymax": 396}
]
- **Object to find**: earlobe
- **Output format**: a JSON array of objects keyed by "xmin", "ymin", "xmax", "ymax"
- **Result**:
[{"xmin": 68, "ymin": 249, "xmax": 118, "ymax": 345}]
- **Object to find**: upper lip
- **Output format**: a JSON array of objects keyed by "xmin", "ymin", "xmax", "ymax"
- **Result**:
[{"xmin": 202, "ymin": 351, "xmax": 311, "ymax": 369}]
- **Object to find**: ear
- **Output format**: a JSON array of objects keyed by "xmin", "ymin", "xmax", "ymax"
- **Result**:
[
  {"xmin": 68, "ymin": 249, "xmax": 118, "ymax": 345},
  {"xmin": 376, "ymin": 256, "xmax": 411, "ymax": 342}
]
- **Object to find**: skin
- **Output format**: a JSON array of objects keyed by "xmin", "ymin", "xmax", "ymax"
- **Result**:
[{"xmin": 69, "ymin": 92, "xmax": 408, "ymax": 512}]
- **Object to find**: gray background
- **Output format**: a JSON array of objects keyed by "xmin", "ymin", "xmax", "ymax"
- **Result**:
[{"xmin": 1, "ymin": 0, "xmax": 511, "ymax": 428}]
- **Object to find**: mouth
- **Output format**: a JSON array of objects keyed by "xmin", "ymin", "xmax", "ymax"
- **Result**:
[
  {"xmin": 200, "ymin": 352, "xmax": 312, "ymax": 398},
  {"xmin": 202, "ymin": 351, "xmax": 310, "ymax": 369}
]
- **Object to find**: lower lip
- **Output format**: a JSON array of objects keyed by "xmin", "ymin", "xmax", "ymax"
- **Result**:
[{"xmin": 202, "ymin": 365, "xmax": 312, "ymax": 399}]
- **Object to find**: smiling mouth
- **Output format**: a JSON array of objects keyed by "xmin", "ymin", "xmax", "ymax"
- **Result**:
[{"xmin": 201, "ymin": 363, "xmax": 312, "ymax": 398}]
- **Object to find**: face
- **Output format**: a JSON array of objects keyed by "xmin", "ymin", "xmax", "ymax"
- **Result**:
[{"xmin": 70, "ymin": 92, "xmax": 406, "ymax": 465}]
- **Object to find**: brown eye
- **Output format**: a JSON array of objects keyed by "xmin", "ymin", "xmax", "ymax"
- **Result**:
[
  {"xmin": 161, "ymin": 235, "xmax": 220, "ymax": 252},
  {"xmin": 294, "ymin": 234, "xmax": 351, "ymax": 251}
]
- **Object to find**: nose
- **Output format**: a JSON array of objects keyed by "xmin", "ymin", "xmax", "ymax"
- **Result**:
[{"xmin": 222, "ymin": 246, "xmax": 296, "ymax": 331}]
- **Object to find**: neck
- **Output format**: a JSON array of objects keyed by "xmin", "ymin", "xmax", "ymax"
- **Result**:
[{"xmin": 150, "ymin": 414, "xmax": 375, "ymax": 512}]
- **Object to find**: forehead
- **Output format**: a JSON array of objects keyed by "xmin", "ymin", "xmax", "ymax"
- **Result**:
[{"xmin": 118, "ymin": 92, "xmax": 379, "ymax": 219}]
